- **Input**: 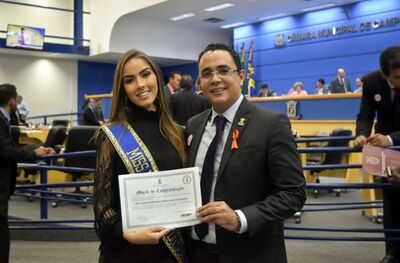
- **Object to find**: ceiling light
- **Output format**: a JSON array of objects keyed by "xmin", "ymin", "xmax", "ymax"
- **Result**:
[
  {"xmin": 221, "ymin": 22, "xmax": 246, "ymax": 29},
  {"xmin": 258, "ymin": 13, "xmax": 288, "ymax": 21},
  {"xmin": 300, "ymin": 3, "xmax": 336, "ymax": 12},
  {"xmin": 204, "ymin": 3, "xmax": 234, "ymax": 12},
  {"xmin": 169, "ymin": 13, "xmax": 195, "ymax": 21}
]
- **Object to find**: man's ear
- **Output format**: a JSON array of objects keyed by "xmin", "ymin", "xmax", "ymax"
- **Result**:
[
  {"xmin": 239, "ymin": 69, "xmax": 246, "ymax": 86},
  {"xmin": 196, "ymin": 78, "xmax": 202, "ymax": 91}
]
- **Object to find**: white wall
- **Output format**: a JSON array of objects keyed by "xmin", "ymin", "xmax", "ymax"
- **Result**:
[
  {"xmin": 88, "ymin": 0, "xmax": 166, "ymax": 55},
  {"xmin": 0, "ymin": 54, "xmax": 78, "ymax": 121}
]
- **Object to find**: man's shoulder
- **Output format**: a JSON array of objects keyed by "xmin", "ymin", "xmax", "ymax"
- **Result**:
[
  {"xmin": 363, "ymin": 70, "xmax": 382, "ymax": 82},
  {"xmin": 187, "ymin": 109, "xmax": 210, "ymax": 127}
]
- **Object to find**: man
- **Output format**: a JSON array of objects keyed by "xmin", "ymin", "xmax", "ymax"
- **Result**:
[
  {"xmin": 94, "ymin": 98, "xmax": 105, "ymax": 124},
  {"xmin": 82, "ymin": 98, "xmax": 100, "ymax": 126},
  {"xmin": 353, "ymin": 46, "xmax": 400, "ymax": 263},
  {"xmin": 169, "ymin": 74, "xmax": 210, "ymax": 126},
  {"xmin": 16, "ymin": 95, "xmax": 29, "ymax": 122},
  {"xmin": 186, "ymin": 43, "xmax": 306, "ymax": 263},
  {"xmin": 257, "ymin": 83, "xmax": 275, "ymax": 97},
  {"xmin": 353, "ymin": 77, "xmax": 363, "ymax": 93},
  {"xmin": 0, "ymin": 83, "xmax": 54, "ymax": 262},
  {"xmin": 164, "ymin": 71, "xmax": 182, "ymax": 96},
  {"xmin": 330, "ymin": 68, "xmax": 352, "ymax": 93},
  {"xmin": 315, "ymin": 78, "xmax": 330, "ymax": 95}
]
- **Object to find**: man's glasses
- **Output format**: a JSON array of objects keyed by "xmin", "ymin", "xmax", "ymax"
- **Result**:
[{"xmin": 198, "ymin": 68, "xmax": 239, "ymax": 80}]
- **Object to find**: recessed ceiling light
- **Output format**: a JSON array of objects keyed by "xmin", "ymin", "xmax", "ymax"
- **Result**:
[
  {"xmin": 204, "ymin": 3, "xmax": 234, "ymax": 12},
  {"xmin": 221, "ymin": 22, "xmax": 246, "ymax": 29},
  {"xmin": 169, "ymin": 13, "xmax": 195, "ymax": 21},
  {"xmin": 300, "ymin": 3, "xmax": 336, "ymax": 12},
  {"xmin": 258, "ymin": 13, "xmax": 288, "ymax": 21}
]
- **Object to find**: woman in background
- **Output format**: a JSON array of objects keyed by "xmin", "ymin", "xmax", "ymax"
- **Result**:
[
  {"xmin": 288, "ymin": 81, "xmax": 308, "ymax": 96},
  {"xmin": 94, "ymin": 49, "xmax": 186, "ymax": 263}
]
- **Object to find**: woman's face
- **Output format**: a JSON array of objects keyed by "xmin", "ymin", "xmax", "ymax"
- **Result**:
[
  {"xmin": 122, "ymin": 57, "xmax": 158, "ymax": 111},
  {"xmin": 295, "ymin": 85, "xmax": 302, "ymax": 92}
]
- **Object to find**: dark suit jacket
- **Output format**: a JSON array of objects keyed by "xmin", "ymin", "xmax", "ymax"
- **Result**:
[
  {"xmin": 356, "ymin": 70, "xmax": 400, "ymax": 145},
  {"xmin": 186, "ymin": 99, "xmax": 306, "ymax": 263},
  {"xmin": 330, "ymin": 77, "xmax": 352, "ymax": 93},
  {"xmin": 0, "ymin": 111, "xmax": 37, "ymax": 217},
  {"xmin": 169, "ymin": 89, "xmax": 210, "ymax": 126},
  {"xmin": 82, "ymin": 106, "xmax": 100, "ymax": 126}
]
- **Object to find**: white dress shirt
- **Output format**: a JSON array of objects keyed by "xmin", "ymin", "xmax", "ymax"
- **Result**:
[{"xmin": 191, "ymin": 94, "xmax": 248, "ymax": 244}]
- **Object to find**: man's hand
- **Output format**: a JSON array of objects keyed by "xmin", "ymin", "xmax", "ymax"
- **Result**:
[
  {"xmin": 197, "ymin": 201, "xmax": 239, "ymax": 232},
  {"xmin": 34, "ymin": 146, "xmax": 55, "ymax": 156},
  {"xmin": 353, "ymin": 135, "xmax": 367, "ymax": 147},
  {"xmin": 123, "ymin": 226, "xmax": 171, "ymax": 245},
  {"xmin": 366, "ymin": 134, "xmax": 391, "ymax": 147}
]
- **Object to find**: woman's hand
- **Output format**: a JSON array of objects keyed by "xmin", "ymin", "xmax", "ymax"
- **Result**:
[{"xmin": 122, "ymin": 226, "xmax": 171, "ymax": 245}]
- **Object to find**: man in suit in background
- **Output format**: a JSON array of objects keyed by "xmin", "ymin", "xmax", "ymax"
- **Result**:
[
  {"xmin": 82, "ymin": 98, "xmax": 101, "ymax": 126},
  {"xmin": 257, "ymin": 83, "xmax": 275, "ymax": 97},
  {"xmin": 186, "ymin": 43, "xmax": 306, "ymax": 263},
  {"xmin": 94, "ymin": 98, "xmax": 105, "ymax": 124},
  {"xmin": 330, "ymin": 68, "xmax": 352, "ymax": 93},
  {"xmin": 169, "ymin": 74, "xmax": 210, "ymax": 126},
  {"xmin": 0, "ymin": 83, "xmax": 54, "ymax": 262},
  {"xmin": 353, "ymin": 46, "xmax": 400, "ymax": 263},
  {"xmin": 164, "ymin": 71, "xmax": 182, "ymax": 96}
]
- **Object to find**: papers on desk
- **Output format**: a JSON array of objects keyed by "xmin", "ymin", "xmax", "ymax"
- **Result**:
[{"xmin": 362, "ymin": 145, "xmax": 400, "ymax": 177}]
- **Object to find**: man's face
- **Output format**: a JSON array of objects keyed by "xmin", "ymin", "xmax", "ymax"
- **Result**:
[
  {"xmin": 197, "ymin": 50, "xmax": 244, "ymax": 113},
  {"xmin": 10, "ymin": 97, "xmax": 18, "ymax": 112},
  {"xmin": 170, "ymin": 74, "xmax": 182, "ymax": 91},
  {"xmin": 356, "ymin": 78, "xmax": 362, "ymax": 87},
  {"xmin": 383, "ymin": 68, "xmax": 400, "ymax": 89},
  {"xmin": 316, "ymin": 81, "xmax": 322, "ymax": 89},
  {"xmin": 338, "ymin": 70, "xmax": 345, "ymax": 78}
]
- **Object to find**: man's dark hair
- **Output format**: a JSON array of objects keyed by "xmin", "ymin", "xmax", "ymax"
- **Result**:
[
  {"xmin": 180, "ymin": 75, "xmax": 193, "ymax": 91},
  {"xmin": 0, "ymin": 83, "xmax": 17, "ymax": 107},
  {"xmin": 317, "ymin": 78, "xmax": 325, "ymax": 85},
  {"xmin": 380, "ymin": 46, "xmax": 400, "ymax": 76},
  {"xmin": 168, "ymin": 71, "xmax": 181, "ymax": 80},
  {"xmin": 198, "ymin": 43, "xmax": 242, "ymax": 71},
  {"xmin": 260, "ymin": 84, "xmax": 269, "ymax": 89}
]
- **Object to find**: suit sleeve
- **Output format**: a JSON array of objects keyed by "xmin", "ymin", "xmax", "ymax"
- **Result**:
[
  {"xmin": 241, "ymin": 114, "xmax": 306, "ymax": 236},
  {"xmin": 0, "ymin": 119, "xmax": 37, "ymax": 162},
  {"xmin": 355, "ymin": 81, "xmax": 375, "ymax": 137},
  {"xmin": 389, "ymin": 131, "xmax": 400, "ymax": 146}
]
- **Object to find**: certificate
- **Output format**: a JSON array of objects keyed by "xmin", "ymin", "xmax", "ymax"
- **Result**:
[
  {"xmin": 362, "ymin": 145, "xmax": 400, "ymax": 177},
  {"xmin": 118, "ymin": 167, "xmax": 202, "ymax": 232}
]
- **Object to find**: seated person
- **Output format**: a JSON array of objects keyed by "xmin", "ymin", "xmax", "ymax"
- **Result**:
[
  {"xmin": 257, "ymin": 83, "xmax": 275, "ymax": 97},
  {"xmin": 288, "ymin": 82, "xmax": 308, "ymax": 96},
  {"xmin": 315, "ymin": 78, "xmax": 330, "ymax": 95}
]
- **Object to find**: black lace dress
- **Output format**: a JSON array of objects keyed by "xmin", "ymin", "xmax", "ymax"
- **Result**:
[{"xmin": 94, "ymin": 106, "xmax": 182, "ymax": 263}]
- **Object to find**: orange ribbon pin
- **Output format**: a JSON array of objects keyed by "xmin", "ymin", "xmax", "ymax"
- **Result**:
[{"xmin": 231, "ymin": 129, "xmax": 239, "ymax": 150}]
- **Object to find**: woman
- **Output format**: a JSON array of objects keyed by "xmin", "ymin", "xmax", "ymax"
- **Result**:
[
  {"xmin": 94, "ymin": 49, "xmax": 187, "ymax": 262},
  {"xmin": 288, "ymin": 81, "xmax": 308, "ymax": 96}
]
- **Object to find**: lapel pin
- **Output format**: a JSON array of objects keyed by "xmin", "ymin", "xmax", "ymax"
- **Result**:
[
  {"xmin": 231, "ymin": 129, "xmax": 239, "ymax": 150},
  {"xmin": 238, "ymin": 118, "xmax": 246, "ymax": 126}
]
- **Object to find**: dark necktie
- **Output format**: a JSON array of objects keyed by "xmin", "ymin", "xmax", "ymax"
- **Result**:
[{"xmin": 195, "ymin": 115, "xmax": 226, "ymax": 240}]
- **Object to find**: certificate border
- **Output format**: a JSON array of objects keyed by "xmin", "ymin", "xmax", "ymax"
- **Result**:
[{"xmin": 120, "ymin": 167, "xmax": 200, "ymax": 230}]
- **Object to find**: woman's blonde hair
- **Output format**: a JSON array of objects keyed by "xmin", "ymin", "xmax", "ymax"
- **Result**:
[
  {"xmin": 293, "ymin": 81, "xmax": 303, "ymax": 90},
  {"xmin": 108, "ymin": 49, "xmax": 186, "ymax": 166}
]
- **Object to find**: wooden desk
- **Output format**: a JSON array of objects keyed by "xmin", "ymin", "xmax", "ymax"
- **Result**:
[{"xmin": 19, "ymin": 129, "xmax": 48, "ymax": 144}]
